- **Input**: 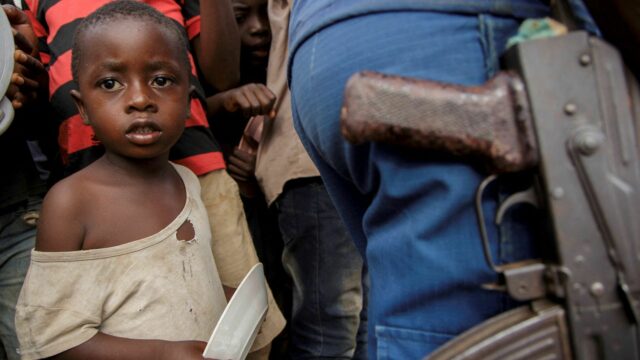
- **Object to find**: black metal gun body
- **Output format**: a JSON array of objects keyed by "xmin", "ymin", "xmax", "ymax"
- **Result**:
[{"xmin": 341, "ymin": 31, "xmax": 640, "ymax": 359}]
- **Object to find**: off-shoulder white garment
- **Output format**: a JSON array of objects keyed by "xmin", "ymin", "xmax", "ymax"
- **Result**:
[{"xmin": 15, "ymin": 164, "xmax": 226, "ymax": 360}]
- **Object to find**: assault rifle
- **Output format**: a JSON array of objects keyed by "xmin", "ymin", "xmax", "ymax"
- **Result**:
[{"xmin": 340, "ymin": 31, "xmax": 640, "ymax": 359}]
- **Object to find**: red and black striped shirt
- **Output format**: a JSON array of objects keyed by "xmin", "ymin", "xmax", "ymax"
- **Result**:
[{"xmin": 23, "ymin": 0, "xmax": 225, "ymax": 176}]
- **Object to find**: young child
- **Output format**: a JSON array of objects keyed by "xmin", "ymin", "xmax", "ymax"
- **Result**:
[
  {"xmin": 204, "ymin": 0, "xmax": 277, "ymax": 270},
  {"xmin": 14, "ymin": 2, "xmax": 228, "ymax": 359},
  {"xmin": 206, "ymin": 0, "xmax": 274, "ymax": 180},
  {"xmin": 225, "ymin": 0, "xmax": 273, "ymax": 193}
]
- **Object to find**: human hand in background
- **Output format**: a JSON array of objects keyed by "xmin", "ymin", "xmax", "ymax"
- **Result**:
[
  {"xmin": 2, "ymin": 4, "xmax": 47, "ymax": 109},
  {"xmin": 229, "ymin": 114, "xmax": 265, "ymax": 198},
  {"xmin": 3, "ymin": 4, "xmax": 37, "ymax": 56},
  {"xmin": 228, "ymin": 147, "xmax": 257, "ymax": 183},
  {"xmin": 9, "ymin": 48, "xmax": 45, "ymax": 108},
  {"xmin": 207, "ymin": 83, "xmax": 276, "ymax": 119},
  {"xmin": 228, "ymin": 146, "xmax": 260, "ymax": 198}
]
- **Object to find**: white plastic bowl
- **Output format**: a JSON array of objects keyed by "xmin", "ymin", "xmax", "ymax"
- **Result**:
[{"xmin": 202, "ymin": 263, "xmax": 268, "ymax": 360}]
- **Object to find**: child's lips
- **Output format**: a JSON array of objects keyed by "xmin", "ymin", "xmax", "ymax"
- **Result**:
[
  {"xmin": 246, "ymin": 42, "xmax": 270, "ymax": 59},
  {"xmin": 251, "ymin": 49, "xmax": 269, "ymax": 59},
  {"xmin": 125, "ymin": 120, "xmax": 162, "ymax": 145}
]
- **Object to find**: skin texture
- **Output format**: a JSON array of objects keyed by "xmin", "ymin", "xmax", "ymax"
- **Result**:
[
  {"xmin": 35, "ymin": 18, "xmax": 213, "ymax": 360},
  {"xmin": 196, "ymin": 0, "xmax": 241, "ymax": 91}
]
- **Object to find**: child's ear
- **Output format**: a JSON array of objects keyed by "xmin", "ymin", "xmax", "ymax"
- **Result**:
[{"xmin": 70, "ymin": 89, "xmax": 90, "ymax": 125}]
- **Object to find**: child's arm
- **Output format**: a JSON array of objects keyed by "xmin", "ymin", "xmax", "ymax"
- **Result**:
[
  {"xmin": 206, "ymin": 83, "xmax": 276, "ymax": 119},
  {"xmin": 193, "ymin": 0, "xmax": 240, "ymax": 91},
  {"xmin": 51, "ymin": 333, "xmax": 210, "ymax": 360}
]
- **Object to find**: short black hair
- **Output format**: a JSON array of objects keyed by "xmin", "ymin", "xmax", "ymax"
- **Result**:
[{"xmin": 71, "ymin": 0, "xmax": 191, "ymax": 82}]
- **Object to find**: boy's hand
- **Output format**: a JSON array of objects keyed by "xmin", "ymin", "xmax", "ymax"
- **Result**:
[
  {"xmin": 219, "ymin": 83, "xmax": 276, "ymax": 118},
  {"xmin": 3, "ymin": 5, "xmax": 37, "ymax": 56},
  {"xmin": 228, "ymin": 146, "xmax": 260, "ymax": 197},
  {"xmin": 9, "ymin": 49, "xmax": 45, "ymax": 108},
  {"xmin": 2, "ymin": 5, "xmax": 47, "ymax": 109},
  {"xmin": 228, "ymin": 147, "xmax": 257, "ymax": 182}
]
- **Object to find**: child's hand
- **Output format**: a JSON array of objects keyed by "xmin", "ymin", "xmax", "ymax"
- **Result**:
[
  {"xmin": 2, "ymin": 5, "xmax": 38, "ymax": 56},
  {"xmin": 228, "ymin": 147, "xmax": 257, "ymax": 182},
  {"xmin": 228, "ymin": 146, "xmax": 260, "ymax": 197},
  {"xmin": 220, "ymin": 83, "xmax": 276, "ymax": 118},
  {"xmin": 9, "ymin": 49, "xmax": 45, "ymax": 108},
  {"xmin": 2, "ymin": 4, "xmax": 47, "ymax": 109}
]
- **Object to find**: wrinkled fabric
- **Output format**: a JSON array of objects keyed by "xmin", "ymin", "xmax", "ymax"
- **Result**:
[
  {"xmin": 275, "ymin": 179, "xmax": 367, "ymax": 359},
  {"xmin": 15, "ymin": 165, "xmax": 226, "ymax": 359}
]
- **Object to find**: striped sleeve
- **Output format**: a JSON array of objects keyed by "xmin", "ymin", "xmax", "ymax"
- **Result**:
[
  {"xmin": 170, "ymin": 126, "xmax": 225, "ymax": 176},
  {"xmin": 180, "ymin": 0, "xmax": 201, "ymax": 40},
  {"xmin": 22, "ymin": 0, "xmax": 51, "ymax": 65}
]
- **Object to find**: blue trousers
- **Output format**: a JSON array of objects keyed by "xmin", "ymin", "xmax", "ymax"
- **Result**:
[
  {"xmin": 0, "ymin": 200, "xmax": 39, "ymax": 360},
  {"xmin": 290, "ymin": 11, "xmax": 540, "ymax": 359},
  {"xmin": 275, "ymin": 178, "xmax": 368, "ymax": 359}
]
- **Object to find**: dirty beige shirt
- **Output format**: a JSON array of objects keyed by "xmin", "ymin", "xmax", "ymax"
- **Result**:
[
  {"xmin": 15, "ymin": 164, "xmax": 227, "ymax": 360},
  {"xmin": 254, "ymin": 0, "xmax": 319, "ymax": 205}
]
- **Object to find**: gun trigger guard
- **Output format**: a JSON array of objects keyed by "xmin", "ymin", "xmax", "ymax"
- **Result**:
[
  {"xmin": 495, "ymin": 186, "xmax": 540, "ymax": 225},
  {"xmin": 475, "ymin": 174, "xmax": 500, "ymax": 273}
]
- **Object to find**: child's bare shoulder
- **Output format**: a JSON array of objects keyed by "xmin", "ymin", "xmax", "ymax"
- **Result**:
[{"xmin": 36, "ymin": 170, "xmax": 97, "ymax": 252}]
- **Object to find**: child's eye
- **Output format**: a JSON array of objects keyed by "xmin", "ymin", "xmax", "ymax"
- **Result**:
[
  {"xmin": 152, "ymin": 76, "xmax": 173, "ymax": 87},
  {"xmin": 233, "ymin": 10, "xmax": 247, "ymax": 24},
  {"xmin": 99, "ymin": 79, "xmax": 123, "ymax": 91}
]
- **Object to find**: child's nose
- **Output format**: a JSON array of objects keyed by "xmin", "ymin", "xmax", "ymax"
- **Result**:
[
  {"xmin": 126, "ymin": 82, "xmax": 157, "ymax": 113},
  {"xmin": 248, "ymin": 16, "xmax": 269, "ymax": 37}
]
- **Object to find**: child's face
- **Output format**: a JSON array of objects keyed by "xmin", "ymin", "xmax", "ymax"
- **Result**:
[
  {"xmin": 71, "ymin": 19, "xmax": 192, "ymax": 161},
  {"xmin": 232, "ymin": 0, "xmax": 271, "ymax": 70}
]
